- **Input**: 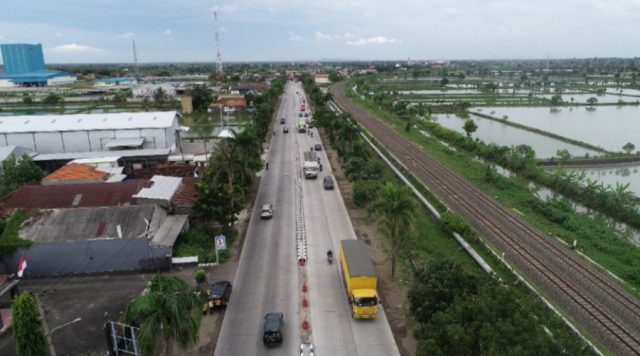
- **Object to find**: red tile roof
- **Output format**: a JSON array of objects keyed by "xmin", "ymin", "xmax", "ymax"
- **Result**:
[
  {"xmin": 43, "ymin": 163, "xmax": 109, "ymax": 183},
  {"xmin": 172, "ymin": 177, "xmax": 199, "ymax": 206},
  {"xmin": 211, "ymin": 96, "xmax": 246, "ymax": 108},
  {"xmin": 0, "ymin": 180, "xmax": 146, "ymax": 214}
]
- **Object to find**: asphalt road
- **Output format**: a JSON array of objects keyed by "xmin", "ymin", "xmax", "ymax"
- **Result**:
[
  {"xmin": 214, "ymin": 81, "xmax": 399, "ymax": 355},
  {"xmin": 214, "ymin": 81, "xmax": 301, "ymax": 355}
]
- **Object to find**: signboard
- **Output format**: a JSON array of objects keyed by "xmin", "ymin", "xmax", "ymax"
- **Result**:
[{"xmin": 215, "ymin": 235, "xmax": 227, "ymax": 250}]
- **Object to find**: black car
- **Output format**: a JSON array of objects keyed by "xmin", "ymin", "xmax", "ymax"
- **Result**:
[
  {"xmin": 323, "ymin": 175, "xmax": 334, "ymax": 190},
  {"xmin": 205, "ymin": 281, "xmax": 232, "ymax": 313},
  {"xmin": 314, "ymin": 143, "xmax": 322, "ymax": 151},
  {"xmin": 263, "ymin": 312, "xmax": 284, "ymax": 345},
  {"xmin": 280, "ymin": 118, "xmax": 286, "ymax": 124},
  {"xmin": 283, "ymin": 127, "xmax": 289, "ymax": 133}
]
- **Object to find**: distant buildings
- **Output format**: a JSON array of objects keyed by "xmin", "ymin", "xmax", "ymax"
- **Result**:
[
  {"xmin": 210, "ymin": 95, "xmax": 247, "ymax": 112},
  {"xmin": 94, "ymin": 77, "xmax": 138, "ymax": 87},
  {"xmin": 0, "ymin": 43, "xmax": 76, "ymax": 87},
  {"xmin": 133, "ymin": 83, "xmax": 177, "ymax": 98}
]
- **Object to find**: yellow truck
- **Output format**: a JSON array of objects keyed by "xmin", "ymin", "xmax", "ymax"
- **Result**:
[{"xmin": 339, "ymin": 240, "xmax": 379, "ymax": 319}]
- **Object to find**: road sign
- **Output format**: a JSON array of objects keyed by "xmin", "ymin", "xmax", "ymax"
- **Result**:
[{"xmin": 215, "ymin": 235, "xmax": 227, "ymax": 250}]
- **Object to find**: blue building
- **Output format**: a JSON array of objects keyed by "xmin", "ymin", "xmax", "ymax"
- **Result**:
[
  {"xmin": 0, "ymin": 43, "xmax": 76, "ymax": 86},
  {"xmin": 1, "ymin": 43, "xmax": 46, "ymax": 74}
]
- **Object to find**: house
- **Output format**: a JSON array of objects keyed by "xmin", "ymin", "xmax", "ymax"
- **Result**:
[
  {"xmin": 314, "ymin": 73, "xmax": 330, "ymax": 84},
  {"xmin": 210, "ymin": 95, "xmax": 247, "ymax": 112}
]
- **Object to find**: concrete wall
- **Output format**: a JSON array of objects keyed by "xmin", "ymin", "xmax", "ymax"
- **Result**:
[{"xmin": 0, "ymin": 238, "xmax": 172, "ymax": 277}]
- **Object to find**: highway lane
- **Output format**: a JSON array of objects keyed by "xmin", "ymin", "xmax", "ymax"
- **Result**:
[
  {"xmin": 214, "ymin": 81, "xmax": 300, "ymax": 355},
  {"xmin": 294, "ymin": 84, "xmax": 400, "ymax": 356}
]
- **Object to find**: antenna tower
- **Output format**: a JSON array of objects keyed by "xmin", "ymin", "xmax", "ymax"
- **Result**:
[
  {"xmin": 132, "ymin": 40, "xmax": 139, "ymax": 78},
  {"xmin": 214, "ymin": 10, "xmax": 223, "ymax": 81}
]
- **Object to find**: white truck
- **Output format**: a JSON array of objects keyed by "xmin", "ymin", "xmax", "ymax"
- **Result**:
[{"xmin": 303, "ymin": 151, "xmax": 319, "ymax": 179}]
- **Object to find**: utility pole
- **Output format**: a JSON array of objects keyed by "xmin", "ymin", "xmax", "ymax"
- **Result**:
[
  {"xmin": 132, "ymin": 40, "xmax": 139, "ymax": 79},
  {"xmin": 214, "ymin": 10, "xmax": 223, "ymax": 82}
]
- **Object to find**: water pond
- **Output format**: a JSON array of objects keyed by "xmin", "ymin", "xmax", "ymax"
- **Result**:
[
  {"xmin": 475, "ymin": 106, "xmax": 640, "ymax": 152},
  {"xmin": 434, "ymin": 114, "xmax": 601, "ymax": 158}
]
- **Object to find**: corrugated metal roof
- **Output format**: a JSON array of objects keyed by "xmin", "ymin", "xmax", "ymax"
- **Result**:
[
  {"xmin": 151, "ymin": 215, "xmax": 188, "ymax": 246},
  {"xmin": 32, "ymin": 148, "xmax": 171, "ymax": 161},
  {"xmin": 0, "ymin": 180, "xmax": 146, "ymax": 211},
  {"xmin": 0, "ymin": 111, "xmax": 177, "ymax": 133},
  {"xmin": 104, "ymin": 137, "xmax": 144, "ymax": 148},
  {"xmin": 172, "ymin": 177, "xmax": 199, "ymax": 206},
  {"xmin": 132, "ymin": 175, "xmax": 182, "ymax": 201},
  {"xmin": 341, "ymin": 240, "xmax": 376, "ymax": 277}
]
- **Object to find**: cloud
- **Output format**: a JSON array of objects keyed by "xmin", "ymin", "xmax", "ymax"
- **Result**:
[
  {"xmin": 54, "ymin": 32, "xmax": 64, "ymax": 38},
  {"xmin": 164, "ymin": 29, "xmax": 172, "ymax": 36},
  {"xmin": 288, "ymin": 31, "xmax": 302, "ymax": 41},
  {"xmin": 346, "ymin": 36, "xmax": 399, "ymax": 46},
  {"xmin": 118, "ymin": 32, "xmax": 135, "ymax": 39},
  {"xmin": 314, "ymin": 31, "xmax": 333, "ymax": 40},
  {"xmin": 49, "ymin": 43, "xmax": 103, "ymax": 53},
  {"xmin": 342, "ymin": 32, "xmax": 356, "ymax": 39}
]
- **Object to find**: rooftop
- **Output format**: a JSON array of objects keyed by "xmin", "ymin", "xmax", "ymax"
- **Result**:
[
  {"xmin": 0, "ymin": 111, "xmax": 178, "ymax": 133},
  {"xmin": 172, "ymin": 177, "xmax": 199, "ymax": 207},
  {"xmin": 42, "ymin": 163, "xmax": 109, "ymax": 184},
  {"xmin": 32, "ymin": 148, "xmax": 171, "ymax": 162},
  {"xmin": 19, "ymin": 205, "xmax": 164, "ymax": 243},
  {"xmin": 0, "ymin": 180, "xmax": 146, "ymax": 213},
  {"xmin": 133, "ymin": 175, "xmax": 182, "ymax": 202}
]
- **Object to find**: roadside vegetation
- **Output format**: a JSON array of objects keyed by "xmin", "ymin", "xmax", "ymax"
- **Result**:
[
  {"xmin": 11, "ymin": 292, "xmax": 47, "ymax": 356},
  {"xmin": 302, "ymin": 76, "xmax": 594, "ymax": 355},
  {"xmin": 174, "ymin": 76, "xmax": 285, "ymax": 260}
]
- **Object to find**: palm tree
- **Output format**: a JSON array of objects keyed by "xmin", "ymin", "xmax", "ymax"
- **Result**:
[
  {"xmin": 371, "ymin": 183, "xmax": 415, "ymax": 279},
  {"xmin": 123, "ymin": 275, "xmax": 203, "ymax": 356}
]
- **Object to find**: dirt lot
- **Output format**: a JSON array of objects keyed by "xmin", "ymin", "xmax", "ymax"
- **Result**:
[{"xmin": 319, "ymin": 128, "xmax": 417, "ymax": 356}]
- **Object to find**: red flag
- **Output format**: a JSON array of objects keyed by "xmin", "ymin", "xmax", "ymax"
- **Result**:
[{"xmin": 17, "ymin": 255, "xmax": 27, "ymax": 278}]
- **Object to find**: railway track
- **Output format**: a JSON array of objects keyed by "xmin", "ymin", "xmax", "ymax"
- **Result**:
[{"xmin": 331, "ymin": 83, "xmax": 640, "ymax": 355}]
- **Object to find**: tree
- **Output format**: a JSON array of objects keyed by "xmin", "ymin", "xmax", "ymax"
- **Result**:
[
  {"xmin": 153, "ymin": 87, "xmax": 167, "ymax": 106},
  {"xmin": 12, "ymin": 292, "xmax": 47, "ymax": 356},
  {"xmin": 586, "ymin": 97, "xmax": 598, "ymax": 105},
  {"xmin": 113, "ymin": 90, "xmax": 128, "ymax": 103},
  {"xmin": 328, "ymin": 72, "xmax": 342, "ymax": 82},
  {"xmin": 550, "ymin": 94, "xmax": 562, "ymax": 106},
  {"xmin": 622, "ymin": 142, "xmax": 635, "ymax": 154},
  {"xmin": 190, "ymin": 84, "xmax": 213, "ymax": 112},
  {"xmin": 371, "ymin": 183, "xmax": 415, "ymax": 279},
  {"xmin": 123, "ymin": 275, "xmax": 203, "ymax": 356},
  {"xmin": 0, "ymin": 155, "xmax": 44, "ymax": 196},
  {"xmin": 42, "ymin": 93, "xmax": 63, "ymax": 105},
  {"xmin": 555, "ymin": 149, "xmax": 571, "ymax": 160},
  {"xmin": 22, "ymin": 96, "xmax": 33, "ymax": 105},
  {"xmin": 462, "ymin": 119, "xmax": 478, "ymax": 138}
]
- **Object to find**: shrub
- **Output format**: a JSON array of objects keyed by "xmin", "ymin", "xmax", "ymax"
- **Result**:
[
  {"xmin": 352, "ymin": 180, "xmax": 381, "ymax": 208},
  {"xmin": 194, "ymin": 269, "xmax": 206, "ymax": 284}
]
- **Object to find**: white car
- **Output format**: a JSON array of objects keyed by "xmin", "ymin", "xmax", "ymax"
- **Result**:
[{"xmin": 260, "ymin": 204, "xmax": 273, "ymax": 219}]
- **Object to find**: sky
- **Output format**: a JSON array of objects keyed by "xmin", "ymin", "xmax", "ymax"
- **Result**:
[{"xmin": 0, "ymin": 0, "xmax": 639, "ymax": 63}]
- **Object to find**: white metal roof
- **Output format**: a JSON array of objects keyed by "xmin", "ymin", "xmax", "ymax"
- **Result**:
[
  {"xmin": 32, "ymin": 148, "xmax": 171, "ymax": 161},
  {"xmin": 132, "ymin": 175, "xmax": 182, "ymax": 202},
  {"xmin": 104, "ymin": 137, "xmax": 145, "ymax": 148},
  {"xmin": 0, "ymin": 111, "xmax": 178, "ymax": 133}
]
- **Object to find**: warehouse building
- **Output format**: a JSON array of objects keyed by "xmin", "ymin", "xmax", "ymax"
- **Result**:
[
  {"xmin": 0, "ymin": 111, "xmax": 180, "ymax": 154},
  {"xmin": 0, "ymin": 43, "xmax": 76, "ymax": 86}
]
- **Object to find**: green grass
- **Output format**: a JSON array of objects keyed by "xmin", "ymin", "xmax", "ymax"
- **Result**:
[{"xmin": 173, "ymin": 227, "xmax": 237, "ymax": 264}]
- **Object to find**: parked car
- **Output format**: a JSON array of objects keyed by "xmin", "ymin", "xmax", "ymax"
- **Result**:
[
  {"xmin": 203, "ymin": 281, "xmax": 232, "ymax": 314},
  {"xmin": 314, "ymin": 143, "xmax": 322, "ymax": 151},
  {"xmin": 283, "ymin": 127, "xmax": 289, "ymax": 133},
  {"xmin": 263, "ymin": 312, "xmax": 284, "ymax": 346},
  {"xmin": 323, "ymin": 176, "xmax": 334, "ymax": 190},
  {"xmin": 280, "ymin": 118, "xmax": 286, "ymax": 124},
  {"xmin": 260, "ymin": 204, "xmax": 273, "ymax": 219}
]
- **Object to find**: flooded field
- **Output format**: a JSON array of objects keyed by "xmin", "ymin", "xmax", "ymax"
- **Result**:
[
  {"xmin": 434, "ymin": 113, "xmax": 600, "ymax": 158},
  {"xmin": 475, "ymin": 106, "xmax": 640, "ymax": 152},
  {"xmin": 567, "ymin": 164, "xmax": 640, "ymax": 198}
]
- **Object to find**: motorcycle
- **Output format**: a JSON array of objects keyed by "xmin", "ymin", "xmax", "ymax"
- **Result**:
[{"xmin": 327, "ymin": 250, "xmax": 334, "ymax": 264}]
